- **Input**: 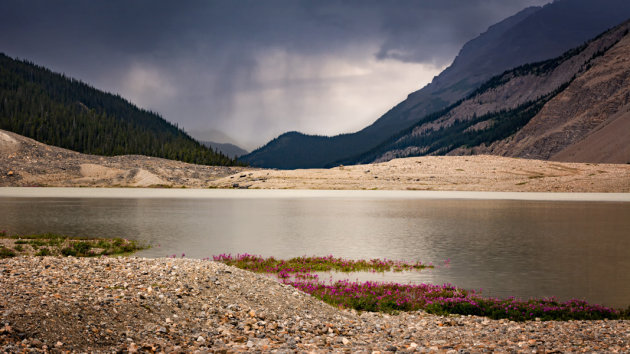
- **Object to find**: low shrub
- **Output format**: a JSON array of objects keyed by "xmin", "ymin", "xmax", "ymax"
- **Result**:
[
  {"xmin": 0, "ymin": 246, "xmax": 16, "ymax": 258},
  {"xmin": 35, "ymin": 247, "xmax": 53, "ymax": 256}
]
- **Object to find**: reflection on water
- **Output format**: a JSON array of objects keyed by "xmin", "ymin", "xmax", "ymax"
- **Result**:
[{"xmin": 0, "ymin": 190, "xmax": 629, "ymax": 308}]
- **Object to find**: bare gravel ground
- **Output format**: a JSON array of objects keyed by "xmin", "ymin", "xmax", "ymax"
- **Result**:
[
  {"xmin": 214, "ymin": 155, "xmax": 630, "ymax": 192},
  {"xmin": 2, "ymin": 129, "xmax": 630, "ymax": 192},
  {"xmin": 1, "ymin": 257, "xmax": 629, "ymax": 353},
  {"xmin": 0, "ymin": 129, "xmax": 246, "ymax": 188}
]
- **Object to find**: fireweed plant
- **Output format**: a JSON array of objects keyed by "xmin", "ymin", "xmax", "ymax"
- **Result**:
[
  {"xmin": 213, "ymin": 253, "xmax": 432, "ymax": 275},
  {"xmin": 214, "ymin": 254, "xmax": 630, "ymax": 321}
]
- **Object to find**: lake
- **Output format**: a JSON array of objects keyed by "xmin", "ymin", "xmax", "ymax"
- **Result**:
[{"xmin": 1, "ymin": 188, "xmax": 629, "ymax": 308}]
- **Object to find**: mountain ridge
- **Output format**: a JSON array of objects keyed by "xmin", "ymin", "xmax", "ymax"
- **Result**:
[
  {"xmin": 242, "ymin": 0, "xmax": 630, "ymax": 169},
  {"xmin": 351, "ymin": 20, "xmax": 630, "ymax": 164}
]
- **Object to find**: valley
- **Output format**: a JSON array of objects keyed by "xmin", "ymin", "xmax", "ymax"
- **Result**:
[{"xmin": 2, "ymin": 1, "xmax": 630, "ymax": 352}]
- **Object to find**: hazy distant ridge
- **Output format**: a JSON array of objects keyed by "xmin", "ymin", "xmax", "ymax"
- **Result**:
[{"xmin": 200, "ymin": 141, "xmax": 248, "ymax": 159}]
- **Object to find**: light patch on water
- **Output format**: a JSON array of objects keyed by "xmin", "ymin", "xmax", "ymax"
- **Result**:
[{"xmin": 1, "ymin": 187, "xmax": 629, "ymax": 202}]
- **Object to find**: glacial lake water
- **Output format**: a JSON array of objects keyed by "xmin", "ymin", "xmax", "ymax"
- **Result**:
[{"xmin": 1, "ymin": 188, "xmax": 629, "ymax": 308}]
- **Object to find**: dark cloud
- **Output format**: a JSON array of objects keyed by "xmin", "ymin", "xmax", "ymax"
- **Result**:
[
  {"xmin": 0, "ymin": 0, "xmax": 550, "ymax": 148},
  {"xmin": 374, "ymin": 0, "xmax": 550, "ymax": 64}
]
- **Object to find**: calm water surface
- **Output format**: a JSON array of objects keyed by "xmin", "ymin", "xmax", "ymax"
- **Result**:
[{"xmin": 1, "ymin": 188, "xmax": 629, "ymax": 308}]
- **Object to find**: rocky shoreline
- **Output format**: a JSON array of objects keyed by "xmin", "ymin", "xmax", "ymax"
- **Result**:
[{"xmin": 1, "ymin": 257, "xmax": 629, "ymax": 353}]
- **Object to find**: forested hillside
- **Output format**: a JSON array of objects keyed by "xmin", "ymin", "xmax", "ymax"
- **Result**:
[{"xmin": 0, "ymin": 53, "xmax": 240, "ymax": 166}]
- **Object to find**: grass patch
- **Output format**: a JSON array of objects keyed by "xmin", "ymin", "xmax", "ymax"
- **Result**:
[
  {"xmin": 35, "ymin": 247, "xmax": 53, "ymax": 256},
  {"xmin": 1, "ymin": 232, "xmax": 148, "ymax": 257}
]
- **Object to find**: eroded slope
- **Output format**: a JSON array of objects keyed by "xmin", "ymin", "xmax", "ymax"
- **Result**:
[{"xmin": 479, "ymin": 30, "xmax": 630, "ymax": 163}]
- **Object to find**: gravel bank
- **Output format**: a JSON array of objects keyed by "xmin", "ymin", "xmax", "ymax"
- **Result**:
[{"xmin": 1, "ymin": 257, "xmax": 629, "ymax": 353}]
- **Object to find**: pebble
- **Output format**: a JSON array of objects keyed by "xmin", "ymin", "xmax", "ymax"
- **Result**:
[{"xmin": 1, "ymin": 257, "xmax": 629, "ymax": 352}]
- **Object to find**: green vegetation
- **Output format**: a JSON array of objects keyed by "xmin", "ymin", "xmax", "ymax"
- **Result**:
[
  {"xmin": 0, "ymin": 53, "xmax": 242, "ymax": 166},
  {"xmin": 35, "ymin": 247, "xmax": 52, "ymax": 256},
  {"xmin": 0, "ymin": 246, "xmax": 16, "ymax": 258},
  {"xmin": 216, "ymin": 254, "xmax": 630, "ymax": 321},
  {"xmin": 0, "ymin": 232, "xmax": 147, "ymax": 257}
]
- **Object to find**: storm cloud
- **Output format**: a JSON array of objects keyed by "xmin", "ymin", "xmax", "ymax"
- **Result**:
[{"xmin": 0, "ymin": 0, "xmax": 550, "ymax": 149}]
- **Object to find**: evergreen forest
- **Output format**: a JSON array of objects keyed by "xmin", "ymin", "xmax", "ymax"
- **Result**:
[{"xmin": 0, "ymin": 53, "xmax": 241, "ymax": 166}]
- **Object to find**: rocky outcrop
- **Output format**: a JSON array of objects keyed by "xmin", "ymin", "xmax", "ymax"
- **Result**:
[{"xmin": 480, "ymin": 31, "xmax": 630, "ymax": 163}]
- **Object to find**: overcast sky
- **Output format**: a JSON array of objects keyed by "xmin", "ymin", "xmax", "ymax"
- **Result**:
[{"xmin": 0, "ymin": 0, "xmax": 551, "ymax": 149}]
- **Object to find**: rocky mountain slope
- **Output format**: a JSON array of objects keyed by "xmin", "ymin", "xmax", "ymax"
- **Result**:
[
  {"xmin": 242, "ymin": 0, "xmax": 630, "ymax": 169},
  {"xmin": 477, "ymin": 30, "xmax": 630, "ymax": 163},
  {"xmin": 357, "ymin": 20, "xmax": 630, "ymax": 164}
]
